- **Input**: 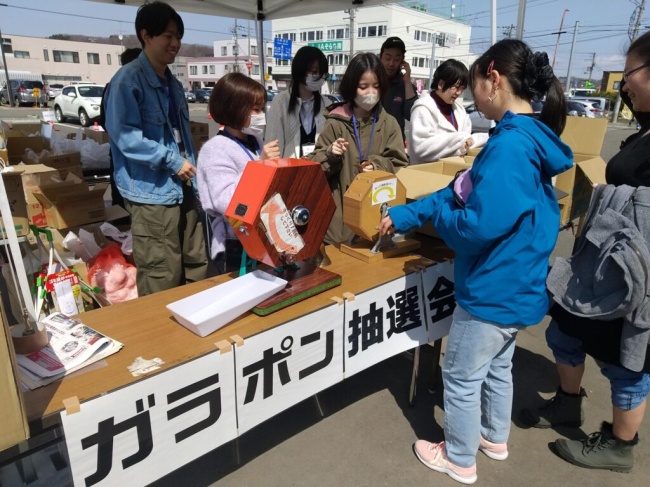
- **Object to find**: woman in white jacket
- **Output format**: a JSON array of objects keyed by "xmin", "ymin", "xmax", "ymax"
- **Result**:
[
  {"xmin": 266, "ymin": 46, "xmax": 329, "ymax": 158},
  {"xmin": 409, "ymin": 59, "xmax": 489, "ymax": 164}
]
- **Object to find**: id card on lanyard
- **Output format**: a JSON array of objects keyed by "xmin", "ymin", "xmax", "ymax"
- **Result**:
[
  {"xmin": 352, "ymin": 112, "xmax": 377, "ymax": 162},
  {"xmin": 161, "ymin": 82, "xmax": 185, "ymax": 154}
]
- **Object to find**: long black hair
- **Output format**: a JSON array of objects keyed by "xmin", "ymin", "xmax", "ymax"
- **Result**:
[
  {"xmin": 471, "ymin": 39, "xmax": 566, "ymax": 135},
  {"xmin": 289, "ymin": 46, "xmax": 328, "ymax": 114}
]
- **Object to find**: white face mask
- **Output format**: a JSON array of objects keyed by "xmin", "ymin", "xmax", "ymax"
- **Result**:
[
  {"xmin": 242, "ymin": 113, "xmax": 266, "ymax": 137},
  {"xmin": 355, "ymin": 93, "xmax": 379, "ymax": 112},
  {"xmin": 305, "ymin": 74, "xmax": 326, "ymax": 92}
]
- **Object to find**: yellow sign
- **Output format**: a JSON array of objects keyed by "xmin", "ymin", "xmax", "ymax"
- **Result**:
[
  {"xmin": 264, "ymin": 73, "xmax": 270, "ymax": 81},
  {"xmin": 33, "ymin": 88, "xmax": 40, "ymax": 97}
]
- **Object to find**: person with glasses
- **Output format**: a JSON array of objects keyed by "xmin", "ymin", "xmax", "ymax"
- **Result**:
[
  {"xmin": 265, "ymin": 46, "xmax": 329, "ymax": 158},
  {"xmin": 408, "ymin": 59, "xmax": 489, "ymax": 164},
  {"xmin": 520, "ymin": 31, "xmax": 650, "ymax": 474}
]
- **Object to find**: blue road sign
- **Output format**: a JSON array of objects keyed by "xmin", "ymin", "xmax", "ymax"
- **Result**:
[{"xmin": 273, "ymin": 38, "xmax": 292, "ymax": 60}]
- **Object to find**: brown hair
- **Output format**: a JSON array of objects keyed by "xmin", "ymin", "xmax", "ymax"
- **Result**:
[{"xmin": 209, "ymin": 73, "xmax": 266, "ymax": 128}]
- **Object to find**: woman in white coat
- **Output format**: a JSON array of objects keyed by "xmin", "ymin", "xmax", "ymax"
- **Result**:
[
  {"xmin": 266, "ymin": 46, "xmax": 329, "ymax": 158},
  {"xmin": 408, "ymin": 59, "xmax": 488, "ymax": 164}
]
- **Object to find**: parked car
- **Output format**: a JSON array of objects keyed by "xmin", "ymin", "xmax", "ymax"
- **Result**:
[
  {"xmin": 466, "ymin": 104, "xmax": 493, "ymax": 133},
  {"xmin": 185, "ymin": 90, "xmax": 196, "ymax": 103},
  {"xmin": 1, "ymin": 80, "xmax": 45, "ymax": 106},
  {"xmin": 566, "ymin": 100, "xmax": 595, "ymax": 118},
  {"xmin": 191, "ymin": 89, "xmax": 211, "ymax": 103},
  {"xmin": 571, "ymin": 96, "xmax": 609, "ymax": 117},
  {"xmin": 46, "ymin": 83, "xmax": 64, "ymax": 100},
  {"xmin": 53, "ymin": 84, "xmax": 105, "ymax": 126}
]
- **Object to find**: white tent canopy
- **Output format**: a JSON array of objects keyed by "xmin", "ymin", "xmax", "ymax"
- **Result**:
[{"xmin": 87, "ymin": 0, "xmax": 392, "ymax": 85}]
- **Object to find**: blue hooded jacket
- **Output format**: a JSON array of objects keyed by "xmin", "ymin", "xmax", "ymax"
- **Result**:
[{"xmin": 390, "ymin": 111, "xmax": 573, "ymax": 326}]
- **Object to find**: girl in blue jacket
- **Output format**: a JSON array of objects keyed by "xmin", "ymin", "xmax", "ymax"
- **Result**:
[{"xmin": 379, "ymin": 39, "xmax": 573, "ymax": 484}]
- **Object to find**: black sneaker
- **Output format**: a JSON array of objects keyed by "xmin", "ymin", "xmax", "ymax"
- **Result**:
[
  {"xmin": 554, "ymin": 422, "xmax": 638, "ymax": 473},
  {"xmin": 520, "ymin": 387, "xmax": 585, "ymax": 428}
]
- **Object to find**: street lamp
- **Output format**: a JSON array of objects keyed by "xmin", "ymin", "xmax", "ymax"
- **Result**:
[{"xmin": 0, "ymin": 3, "xmax": 14, "ymax": 105}]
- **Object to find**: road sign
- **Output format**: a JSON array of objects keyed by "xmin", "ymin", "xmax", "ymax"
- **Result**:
[
  {"xmin": 308, "ymin": 41, "xmax": 343, "ymax": 52},
  {"xmin": 273, "ymin": 37, "xmax": 292, "ymax": 60},
  {"xmin": 246, "ymin": 61, "xmax": 253, "ymax": 71}
]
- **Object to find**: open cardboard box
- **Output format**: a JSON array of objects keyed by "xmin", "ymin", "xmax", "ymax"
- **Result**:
[
  {"xmin": 34, "ymin": 182, "xmax": 109, "ymax": 229},
  {"xmin": 555, "ymin": 117, "xmax": 608, "ymax": 226},
  {"xmin": 0, "ymin": 170, "xmax": 30, "ymax": 237}
]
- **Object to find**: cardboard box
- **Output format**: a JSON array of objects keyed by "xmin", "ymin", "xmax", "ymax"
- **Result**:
[
  {"xmin": 0, "ymin": 171, "xmax": 30, "ymax": 237},
  {"xmin": 33, "ymin": 183, "xmax": 108, "ymax": 229},
  {"xmin": 555, "ymin": 117, "xmax": 608, "ymax": 225},
  {"xmin": 190, "ymin": 121, "xmax": 210, "ymax": 152},
  {"xmin": 24, "ymin": 150, "xmax": 83, "ymax": 180},
  {"xmin": 5, "ymin": 134, "xmax": 48, "ymax": 165},
  {"xmin": 396, "ymin": 157, "xmax": 472, "ymax": 200},
  {"xmin": 83, "ymin": 127, "xmax": 110, "ymax": 145},
  {"xmin": 14, "ymin": 164, "xmax": 68, "ymax": 227},
  {"xmin": 0, "ymin": 304, "xmax": 29, "ymax": 451}
]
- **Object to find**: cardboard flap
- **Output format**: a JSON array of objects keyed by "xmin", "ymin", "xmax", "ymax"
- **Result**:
[
  {"xmin": 577, "ymin": 156, "xmax": 607, "ymax": 184},
  {"xmin": 560, "ymin": 117, "xmax": 608, "ymax": 156},
  {"xmin": 35, "ymin": 182, "xmax": 91, "ymax": 205}
]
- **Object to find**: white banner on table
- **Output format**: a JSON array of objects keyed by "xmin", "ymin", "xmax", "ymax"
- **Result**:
[
  {"xmin": 344, "ymin": 273, "xmax": 428, "ymax": 378},
  {"xmin": 61, "ymin": 350, "xmax": 237, "ymax": 487},
  {"xmin": 421, "ymin": 261, "xmax": 456, "ymax": 342},
  {"xmin": 235, "ymin": 304, "xmax": 344, "ymax": 434}
]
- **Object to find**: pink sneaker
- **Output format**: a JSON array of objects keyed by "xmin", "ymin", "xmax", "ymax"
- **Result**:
[
  {"xmin": 413, "ymin": 440, "xmax": 478, "ymax": 485},
  {"xmin": 479, "ymin": 436, "xmax": 509, "ymax": 460}
]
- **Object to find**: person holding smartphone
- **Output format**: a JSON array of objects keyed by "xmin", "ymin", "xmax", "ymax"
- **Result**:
[{"xmin": 380, "ymin": 37, "xmax": 418, "ymax": 142}]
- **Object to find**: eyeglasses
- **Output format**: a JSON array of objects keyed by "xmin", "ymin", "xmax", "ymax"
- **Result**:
[{"xmin": 623, "ymin": 62, "xmax": 650, "ymax": 82}]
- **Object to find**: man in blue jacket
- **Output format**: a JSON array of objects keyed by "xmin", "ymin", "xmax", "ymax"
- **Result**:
[{"xmin": 103, "ymin": 1, "xmax": 207, "ymax": 296}]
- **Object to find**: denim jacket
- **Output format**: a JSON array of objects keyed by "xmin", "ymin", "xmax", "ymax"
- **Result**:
[{"xmin": 104, "ymin": 52, "xmax": 195, "ymax": 205}]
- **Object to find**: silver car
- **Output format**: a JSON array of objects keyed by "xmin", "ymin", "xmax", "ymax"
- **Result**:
[{"xmin": 466, "ymin": 104, "xmax": 493, "ymax": 133}]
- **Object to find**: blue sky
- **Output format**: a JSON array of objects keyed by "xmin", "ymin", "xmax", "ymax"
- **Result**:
[{"xmin": 1, "ymin": 0, "xmax": 646, "ymax": 80}]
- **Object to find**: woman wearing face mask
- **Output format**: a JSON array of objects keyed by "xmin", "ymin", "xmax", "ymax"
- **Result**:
[
  {"xmin": 308, "ymin": 52, "xmax": 409, "ymax": 245},
  {"xmin": 409, "ymin": 59, "xmax": 489, "ymax": 164},
  {"xmin": 266, "ymin": 46, "xmax": 329, "ymax": 158},
  {"xmin": 197, "ymin": 73, "xmax": 280, "ymax": 274}
]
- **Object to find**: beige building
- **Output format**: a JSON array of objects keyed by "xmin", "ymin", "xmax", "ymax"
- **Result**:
[{"xmin": 0, "ymin": 34, "xmax": 125, "ymax": 86}]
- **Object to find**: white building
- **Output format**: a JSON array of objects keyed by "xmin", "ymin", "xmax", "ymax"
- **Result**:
[
  {"xmin": 271, "ymin": 3, "xmax": 475, "ymax": 93},
  {"xmin": 186, "ymin": 39, "xmax": 274, "ymax": 89},
  {"xmin": 0, "ymin": 34, "xmax": 125, "ymax": 86}
]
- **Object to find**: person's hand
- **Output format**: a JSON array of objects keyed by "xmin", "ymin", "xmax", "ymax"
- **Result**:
[
  {"xmin": 465, "ymin": 137, "xmax": 474, "ymax": 149},
  {"xmin": 378, "ymin": 215, "xmax": 395, "ymax": 235},
  {"xmin": 401, "ymin": 60, "xmax": 412, "ymax": 79},
  {"xmin": 176, "ymin": 160, "xmax": 196, "ymax": 181},
  {"xmin": 262, "ymin": 139, "xmax": 280, "ymax": 160},
  {"xmin": 359, "ymin": 160, "xmax": 374, "ymax": 172},
  {"xmin": 328, "ymin": 138, "xmax": 349, "ymax": 158}
]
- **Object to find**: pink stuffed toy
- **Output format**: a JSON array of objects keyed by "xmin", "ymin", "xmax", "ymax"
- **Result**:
[{"xmin": 88, "ymin": 244, "xmax": 138, "ymax": 304}]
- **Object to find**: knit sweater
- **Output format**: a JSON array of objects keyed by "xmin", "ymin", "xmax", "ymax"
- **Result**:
[
  {"xmin": 265, "ymin": 89, "xmax": 327, "ymax": 158},
  {"xmin": 196, "ymin": 132, "xmax": 261, "ymax": 259},
  {"xmin": 408, "ymin": 92, "xmax": 489, "ymax": 164}
]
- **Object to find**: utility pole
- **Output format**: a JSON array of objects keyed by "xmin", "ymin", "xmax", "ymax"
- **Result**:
[
  {"xmin": 0, "ymin": 2, "xmax": 13, "ymax": 106},
  {"xmin": 565, "ymin": 21, "xmax": 579, "ymax": 95},
  {"xmin": 491, "ymin": 0, "xmax": 497, "ymax": 45},
  {"xmin": 348, "ymin": 8, "xmax": 356, "ymax": 59},
  {"xmin": 551, "ymin": 9, "xmax": 569, "ymax": 69},
  {"xmin": 427, "ymin": 33, "xmax": 437, "ymax": 90},
  {"xmin": 247, "ymin": 19, "xmax": 252, "ymax": 78},
  {"xmin": 231, "ymin": 19, "xmax": 240, "ymax": 73},
  {"xmin": 515, "ymin": 0, "xmax": 527, "ymax": 40},
  {"xmin": 585, "ymin": 52, "xmax": 596, "ymax": 83},
  {"xmin": 502, "ymin": 24, "xmax": 515, "ymax": 39}
]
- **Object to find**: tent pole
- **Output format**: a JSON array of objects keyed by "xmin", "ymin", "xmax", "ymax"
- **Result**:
[{"xmin": 257, "ymin": 18, "xmax": 266, "ymax": 87}]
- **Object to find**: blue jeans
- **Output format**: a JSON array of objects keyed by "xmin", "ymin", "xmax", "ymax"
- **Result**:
[
  {"xmin": 442, "ymin": 306, "xmax": 521, "ymax": 467},
  {"xmin": 546, "ymin": 320, "xmax": 650, "ymax": 410}
]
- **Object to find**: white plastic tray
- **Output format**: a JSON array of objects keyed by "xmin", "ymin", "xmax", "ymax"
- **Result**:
[{"xmin": 166, "ymin": 270, "xmax": 288, "ymax": 337}]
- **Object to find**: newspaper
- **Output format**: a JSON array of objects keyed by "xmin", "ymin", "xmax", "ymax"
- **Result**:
[{"xmin": 16, "ymin": 312, "xmax": 123, "ymax": 389}]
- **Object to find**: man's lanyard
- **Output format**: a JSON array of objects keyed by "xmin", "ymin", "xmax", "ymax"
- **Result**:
[
  {"xmin": 221, "ymin": 129, "xmax": 260, "ymax": 160},
  {"xmin": 160, "ymin": 82, "xmax": 179, "ymax": 129},
  {"xmin": 352, "ymin": 112, "xmax": 377, "ymax": 161}
]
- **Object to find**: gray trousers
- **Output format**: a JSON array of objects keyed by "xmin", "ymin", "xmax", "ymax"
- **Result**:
[{"xmin": 125, "ymin": 189, "xmax": 208, "ymax": 297}]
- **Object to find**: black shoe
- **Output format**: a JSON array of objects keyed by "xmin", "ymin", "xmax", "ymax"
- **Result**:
[{"xmin": 520, "ymin": 387, "xmax": 585, "ymax": 428}]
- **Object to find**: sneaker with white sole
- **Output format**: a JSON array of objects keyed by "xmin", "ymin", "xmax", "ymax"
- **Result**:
[
  {"xmin": 479, "ymin": 436, "xmax": 509, "ymax": 460},
  {"xmin": 413, "ymin": 440, "xmax": 478, "ymax": 485}
]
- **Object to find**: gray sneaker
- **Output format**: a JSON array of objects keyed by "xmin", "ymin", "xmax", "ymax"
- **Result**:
[
  {"xmin": 520, "ymin": 387, "xmax": 585, "ymax": 428},
  {"xmin": 554, "ymin": 422, "xmax": 638, "ymax": 473}
]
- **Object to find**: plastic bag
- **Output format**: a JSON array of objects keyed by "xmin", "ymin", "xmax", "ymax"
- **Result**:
[{"xmin": 87, "ymin": 243, "xmax": 138, "ymax": 304}]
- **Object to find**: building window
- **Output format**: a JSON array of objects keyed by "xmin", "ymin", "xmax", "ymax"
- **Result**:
[
  {"xmin": 209, "ymin": 65, "xmax": 215, "ymax": 74},
  {"xmin": 190, "ymin": 65, "xmax": 197, "ymax": 75},
  {"xmin": 221, "ymin": 46, "xmax": 227, "ymax": 56},
  {"xmin": 334, "ymin": 54, "xmax": 349, "ymax": 65},
  {"xmin": 1, "ymin": 38, "xmax": 12, "ymax": 54},
  {"xmin": 202, "ymin": 65, "xmax": 208, "ymax": 74},
  {"xmin": 267, "ymin": 47, "xmax": 272, "ymax": 56},
  {"xmin": 53, "ymin": 50, "xmax": 80, "ymax": 63},
  {"xmin": 107, "ymin": 53, "xmax": 112, "ymax": 65},
  {"xmin": 87, "ymin": 52, "xmax": 100, "ymax": 65},
  {"xmin": 368, "ymin": 26, "xmax": 377, "ymax": 37},
  {"xmin": 252, "ymin": 65, "xmax": 260, "ymax": 75},
  {"xmin": 251, "ymin": 45, "xmax": 258, "ymax": 55},
  {"xmin": 358, "ymin": 26, "xmax": 366, "ymax": 38},
  {"xmin": 274, "ymin": 59, "xmax": 290, "ymax": 66},
  {"xmin": 232, "ymin": 45, "xmax": 239, "ymax": 56},
  {"xmin": 43, "ymin": 49, "xmax": 49, "ymax": 62},
  {"xmin": 13, "ymin": 50, "xmax": 30, "ymax": 59}
]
